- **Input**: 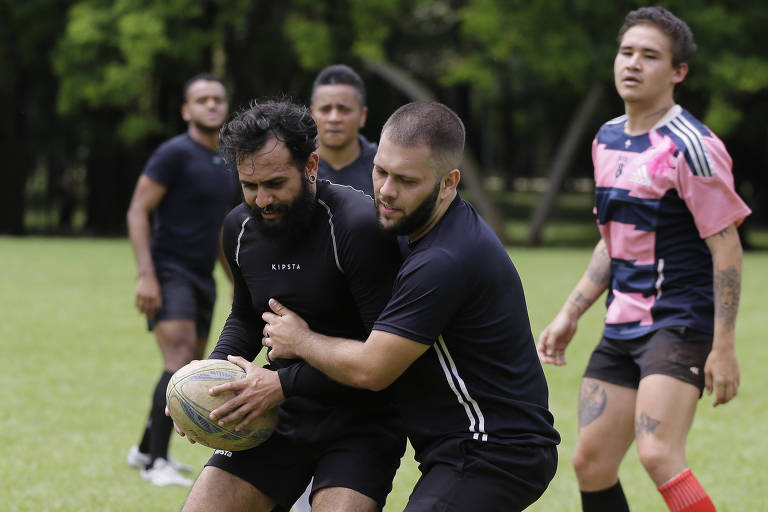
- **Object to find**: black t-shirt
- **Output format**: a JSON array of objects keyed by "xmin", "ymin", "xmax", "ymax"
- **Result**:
[
  {"xmin": 210, "ymin": 180, "xmax": 403, "ymax": 443},
  {"xmin": 373, "ymin": 194, "xmax": 560, "ymax": 461},
  {"xmin": 317, "ymin": 134, "xmax": 377, "ymax": 197},
  {"xmin": 143, "ymin": 133, "xmax": 239, "ymax": 274}
]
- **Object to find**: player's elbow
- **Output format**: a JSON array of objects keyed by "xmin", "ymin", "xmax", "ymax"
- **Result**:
[{"xmin": 353, "ymin": 366, "xmax": 394, "ymax": 392}]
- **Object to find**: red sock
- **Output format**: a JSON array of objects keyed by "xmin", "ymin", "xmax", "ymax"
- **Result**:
[{"xmin": 658, "ymin": 468, "xmax": 716, "ymax": 512}]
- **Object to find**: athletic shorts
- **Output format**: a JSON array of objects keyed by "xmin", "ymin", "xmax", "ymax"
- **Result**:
[
  {"xmin": 146, "ymin": 262, "xmax": 216, "ymax": 340},
  {"xmin": 205, "ymin": 427, "xmax": 404, "ymax": 510},
  {"xmin": 404, "ymin": 439, "xmax": 558, "ymax": 512},
  {"xmin": 584, "ymin": 327, "xmax": 713, "ymax": 393}
]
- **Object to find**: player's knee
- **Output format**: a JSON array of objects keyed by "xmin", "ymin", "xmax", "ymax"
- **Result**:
[
  {"xmin": 637, "ymin": 438, "xmax": 678, "ymax": 479},
  {"xmin": 572, "ymin": 442, "xmax": 597, "ymax": 479},
  {"xmin": 572, "ymin": 440, "xmax": 617, "ymax": 487}
]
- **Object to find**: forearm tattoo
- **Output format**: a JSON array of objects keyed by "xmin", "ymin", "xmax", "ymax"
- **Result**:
[
  {"xmin": 579, "ymin": 381, "xmax": 607, "ymax": 427},
  {"xmin": 587, "ymin": 245, "xmax": 612, "ymax": 286},
  {"xmin": 714, "ymin": 265, "xmax": 741, "ymax": 332},
  {"xmin": 567, "ymin": 290, "xmax": 592, "ymax": 314},
  {"xmin": 635, "ymin": 411, "xmax": 660, "ymax": 438}
]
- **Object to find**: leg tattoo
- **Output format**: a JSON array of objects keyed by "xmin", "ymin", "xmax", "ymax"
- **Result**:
[
  {"xmin": 579, "ymin": 382, "xmax": 607, "ymax": 427},
  {"xmin": 635, "ymin": 411, "xmax": 660, "ymax": 438}
]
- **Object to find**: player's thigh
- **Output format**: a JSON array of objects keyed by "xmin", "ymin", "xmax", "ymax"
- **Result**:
[
  {"xmin": 311, "ymin": 430, "xmax": 405, "ymax": 510},
  {"xmin": 182, "ymin": 466, "xmax": 276, "ymax": 512},
  {"xmin": 574, "ymin": 378, "xmax": 636, "ymax": 476},
  {"xmin": 406, "ymin": 441, "xmax": 556, "ymax": 512},
  {"xmin": 311, "ymin": 487, "xmax": 377, "ymax": 512},
  {"xmin": 154, "ymin": 319, "xmax": 198, "ymax": 370},
  {"xmin": 634, "ymin": 374, "xmax": 699, "ymax": 480}
]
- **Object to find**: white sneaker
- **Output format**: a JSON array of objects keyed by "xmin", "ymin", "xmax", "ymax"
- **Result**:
[
  {"xmin": 127, "ymin": 445, "xmax": 195, "ymax": 473},
  {"xmin": 140, "ymin": 458, "xmax": 193, "ymax": 487}
]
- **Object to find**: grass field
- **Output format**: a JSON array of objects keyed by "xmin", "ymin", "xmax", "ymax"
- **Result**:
[{"xmin": 1, "ymin": 236, "xmax": 767, "ymax": 511}]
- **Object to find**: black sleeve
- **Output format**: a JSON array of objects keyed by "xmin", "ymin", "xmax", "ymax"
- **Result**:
[
  {"xmin": 207, "ymin": 210, "xmax": 263, "ymax": 361},
  {"xmin": 277, "ymin": 361, "xmax": 372, "ymax": 403}
]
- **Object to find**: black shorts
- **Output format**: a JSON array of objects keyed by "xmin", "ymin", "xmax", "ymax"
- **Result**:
[
  {"xmin": 147, "ymin": 262, "xmax": 216, "ymax": 340},
  {"xmin": 205, "ymin": 427, "xmax": 404, "ymax": 510},
  {"xmin": 584, "ymin": 327, "xmax": 713, "ymax": 392},
  {"xmin": 404, "ymin": 439, "xmax": 558, "ymax": 512}
]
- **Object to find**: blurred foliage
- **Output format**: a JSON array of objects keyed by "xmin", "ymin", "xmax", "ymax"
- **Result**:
[{"xmin": 2, "ymin": 0, "xmax": 767, "ymax": 235}]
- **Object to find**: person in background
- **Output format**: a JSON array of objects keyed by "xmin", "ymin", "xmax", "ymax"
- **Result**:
[
  {"xmin": 311, "ymin": 64, "xmax": 376, "ymax": 196},
  {"xmin": 126, "ymin": 73, "xmax": 238, "ymax": 487}
]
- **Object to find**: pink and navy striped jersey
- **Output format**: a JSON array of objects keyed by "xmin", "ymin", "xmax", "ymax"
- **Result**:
[{"xmin": 592, "ymin": 105, "xmax": 751, "ymax": 340}]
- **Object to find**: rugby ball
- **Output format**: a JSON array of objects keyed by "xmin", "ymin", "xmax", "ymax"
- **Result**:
[{"xmin": 166, "ymin": 359, "xmax": 278, "ymax": 451}]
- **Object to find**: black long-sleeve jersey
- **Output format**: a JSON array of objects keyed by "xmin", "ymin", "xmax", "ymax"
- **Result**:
[{"xmin": 210, "ymin": 180, "xmax": 403, "ymax": 443}]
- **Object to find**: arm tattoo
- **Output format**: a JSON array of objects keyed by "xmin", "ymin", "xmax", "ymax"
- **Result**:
[
  {"xmin": 714, "ymin": 265, "xmax": 741, "ymax": 332},
  {"xmin": 715, "ymin": 226, "xmax": 731, "ymax": 239},
  {"xmin": 587, "ymin": 245, "xmax": 611, "ymax": 286},
  {"xmin": 567, "ymin": 290, "xmax": 592, "ymax": 314},
  {"xmin": 635, "ymin": 411, "xmax": 660, "ymax": 438},
  {"xmin": 579, "ymin": 381, "xmax": 607, "ymax": 427}
]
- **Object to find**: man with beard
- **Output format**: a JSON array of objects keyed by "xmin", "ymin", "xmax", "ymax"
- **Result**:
[
  {"xmin": 126, "ymin": 73, "xmax": 239, "ymax": 487},
  {"xmin": 263, "ymin": 102, "xmax": 560, "ymax": 511},
  {"xmin": 177, "ymin": 100, "xmax": 405, "ymax": 512}
]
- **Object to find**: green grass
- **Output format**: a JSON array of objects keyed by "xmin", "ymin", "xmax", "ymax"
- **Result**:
[{"xmin": 1, "ymin": 237, "xmax": 766, "ymax": 511}]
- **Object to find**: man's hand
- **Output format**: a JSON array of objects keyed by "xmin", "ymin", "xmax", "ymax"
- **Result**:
[
  {"xmin": 261, "ymin": 299, "xmax": 311, "ymax": 360},
  {"xmin": 704, "ymin": 346, "xmax": 740, "ymax": 407},
  {"xmin": 208, "ymin": 355, "xmax": 284, "ymax": 431},
  {"xmin": 135, "ymin": 274, "xmax": 162, "ymax": 318},
  {"xmin": 537, "ymin": 311, "xmax": 578, "ymax": 366}
]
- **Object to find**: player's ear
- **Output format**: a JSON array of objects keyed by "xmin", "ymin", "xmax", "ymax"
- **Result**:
[
  {"xmin": 359, "ymin": 106, "xmax": 368, "ymax": 129},
  {"xmin": 672, "ymin": 62, "xmax": 688, "ymax": 85},
  {"xmin": 441, "ymin": 169, "xmax": 461, "ymax": 197},
  {"xmin": 305, "ymin": 152, "xmax": 319, "ymax": 175},
  {"xmin": 181, "ymin": 103, "xmax": 191, "ymax": 122}
]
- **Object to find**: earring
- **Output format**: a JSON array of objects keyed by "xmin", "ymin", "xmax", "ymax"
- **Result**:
[{"xmin": 307, "ymin": 174, "xmax": 317, "ymax": 183}]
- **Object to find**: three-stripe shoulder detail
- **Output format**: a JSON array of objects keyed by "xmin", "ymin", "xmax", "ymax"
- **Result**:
[{"xmin": 665, "ymin": 114, "xmax": 714, "ymax": 177}]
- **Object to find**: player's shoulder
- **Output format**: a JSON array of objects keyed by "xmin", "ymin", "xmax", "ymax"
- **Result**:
[
  {"xmin": 223, "ymin": 202, "xmax": 250, "ymax": 231},
  {"xmin": 595, "ymin": 115, "xmax": 628, "ymax": 145},
  {"xmin": 316, "ymin": 180, "xmax": 377, "ymax": 228},
  {"xmin": 154, "ymin": 133, "xmax": 193, "ymax": 155},
  {"xmin": 656, "ymin": 106, "xmax": 724, "ymax": 177}
]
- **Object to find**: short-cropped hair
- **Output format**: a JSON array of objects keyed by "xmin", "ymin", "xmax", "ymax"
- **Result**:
[
  {"xmin": 311, "ymin": 64, "xmax": 366, "ymax": 106},
  {"xmin": 382, "ymin": 101, "xmax": 465, "ymax": 174}
]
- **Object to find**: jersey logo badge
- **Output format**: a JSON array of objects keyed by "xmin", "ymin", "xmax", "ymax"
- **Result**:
[
  {"xmin": 271, "ymin": 263, "xmax": 302, "ymax": 271},
  {"xmin": 629, "ymin": 164, "xmax": 651, "ymax": 186},
  {"xmin": 689, "ymin": 366, "xmax": 700, "ymax": 376},
  {"xmin": 625, "ymin": 139, "xmax": 632, "ymax": 148}
]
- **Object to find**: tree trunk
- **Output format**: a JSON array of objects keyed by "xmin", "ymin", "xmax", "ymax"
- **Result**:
[
  {"xmin": 526, "ymin": 81, "xmax": 604, "ymax": 246},
  {"xmin": 362, "ymin": 58, "xmax": 509, "ymax": 245}
]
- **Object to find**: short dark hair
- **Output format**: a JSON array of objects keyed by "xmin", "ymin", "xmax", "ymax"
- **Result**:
[
  {"xmin": 183, "ymin": 73, "xmax": 225, "ymax": 101},
  {"xmin": 618, "ymin": 6, "xmax": 697, "ymax": 67},
  {"xmin": 311, "ymin": 64, "xmax": 366, "ymax": 106},
  {"xmin": 381, "ymin": 101, "xmax": 465, "ymax": 174},
  {"xmin": 219, "ymin": 99, "xmax": 318, "ymax": 173}
]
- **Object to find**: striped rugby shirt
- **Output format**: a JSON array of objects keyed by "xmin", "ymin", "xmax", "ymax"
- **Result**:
[
  {"xmin": 373, "ymin": 194, "xmax": 559, "ymax": 461},
  {"xmin": 593, "ymin": 105, "xmax": 751, "ymax": 340}
]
